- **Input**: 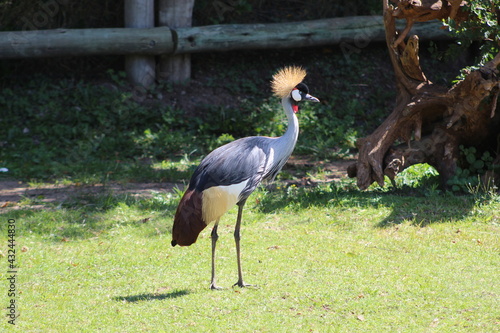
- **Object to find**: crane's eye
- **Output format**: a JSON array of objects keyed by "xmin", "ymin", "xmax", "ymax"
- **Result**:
[{"xmin": 291, "ymin": 89, "xmax": 302, "ymax": 102}]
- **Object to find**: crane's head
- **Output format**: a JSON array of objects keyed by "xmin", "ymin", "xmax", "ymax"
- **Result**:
[{"xmin": 271, "ymin": 66, "xmax": 320, "ymax": 113}]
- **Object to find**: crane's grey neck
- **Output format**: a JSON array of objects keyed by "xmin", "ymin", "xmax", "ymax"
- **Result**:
[
  {"xmin": 282, "ymin": 96, "xmax": 299, "ymax": 139},
  {"xmin": 263, "ymin": 96, "xmax": 299, "ymax": 183},
  {"xmin": 277, "ymin": 96, "xmax": 299, "ymax": 155}
]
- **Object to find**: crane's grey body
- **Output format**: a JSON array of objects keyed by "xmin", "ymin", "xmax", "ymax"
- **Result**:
[{"xmin": 189, "ymin": 97, "xmax": 299, "ymax": 205}]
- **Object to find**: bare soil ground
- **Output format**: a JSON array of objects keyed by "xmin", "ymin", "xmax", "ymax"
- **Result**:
[
  {"xmin": 0, "ymin": 181, "xmax": 180, "ymax": 209},
  {"xmin": 0, "ymin": 158, "xmax": 353, "ymax": 210}
]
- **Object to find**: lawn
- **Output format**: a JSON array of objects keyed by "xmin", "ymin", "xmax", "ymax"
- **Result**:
[{"xmin": 1, "ymin": 178, "xmax": 499, "ymax": 332}]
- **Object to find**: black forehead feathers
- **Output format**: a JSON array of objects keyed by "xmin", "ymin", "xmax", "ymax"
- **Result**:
[{"xmin": 295, "ymin": 82, "xmax": 309, "ymax": 94}]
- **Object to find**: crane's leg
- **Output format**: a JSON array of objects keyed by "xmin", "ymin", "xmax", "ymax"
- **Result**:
[
  {"xmin": 233, "ymin": 202, "xmax": 253, "ymax": 288},
  {"xmin": 210, "ymin": 219, "xmax": 222, "ymax": 290}
]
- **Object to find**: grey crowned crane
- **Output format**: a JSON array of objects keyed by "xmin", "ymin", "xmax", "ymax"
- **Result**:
[{"xmin": 171, "ymin": 66, "xmax": 319, "ymax": 289}]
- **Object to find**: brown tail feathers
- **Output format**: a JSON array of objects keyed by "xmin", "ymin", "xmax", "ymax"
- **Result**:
[{"xmin": 171, "ymin": 189, "xmax": 207, "ymax": 247}]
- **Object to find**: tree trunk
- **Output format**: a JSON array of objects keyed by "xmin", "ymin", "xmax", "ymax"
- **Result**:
[
  {"xmin": 158, "ymin": 0, "xmax": 195, "ymax": 83},
  {"xmin": 347, "ymin": 0, "xmax": 500, "ymax": 190},
  {"xmin": 124, "ymin": 0, "xmax": 155, "ymax": 87}
]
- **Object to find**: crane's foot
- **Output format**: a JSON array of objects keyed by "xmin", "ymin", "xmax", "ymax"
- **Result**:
[
  {"xmin": 210, "ymin": 283, "xmax": 223, "ymax": 290},
  {"xmin": 232, "ymin": 281, "xmax": 255, "ymax": 288}
]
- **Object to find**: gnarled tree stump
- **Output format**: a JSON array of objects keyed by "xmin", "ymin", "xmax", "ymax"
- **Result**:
[{"xmin": 347, "ymin": 0, "xmax": 500, "ymax": 190}]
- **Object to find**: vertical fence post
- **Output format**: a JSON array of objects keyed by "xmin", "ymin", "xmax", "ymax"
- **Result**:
[
  {"xmin": 124, "ymin": 0, "xmax": 155, "ymax": 87},
  {"xmin": 158, "ymin": 0, "xmax": 195, "ymax": 83}
]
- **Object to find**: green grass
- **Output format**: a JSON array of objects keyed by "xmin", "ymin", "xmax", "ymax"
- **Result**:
[{"xmin": 1, "ymin": 181, "xmax": 499, "ymax": 332}]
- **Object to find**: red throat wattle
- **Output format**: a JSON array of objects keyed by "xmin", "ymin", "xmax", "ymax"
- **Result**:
[{"xmin": 292, "ymin": 104, "xmax": 299, "ymax": 113}]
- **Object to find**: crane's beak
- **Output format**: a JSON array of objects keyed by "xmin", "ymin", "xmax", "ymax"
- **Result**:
[{"xmin": 305, "ymin": 94, "xmax": 320, "ymax": 103}]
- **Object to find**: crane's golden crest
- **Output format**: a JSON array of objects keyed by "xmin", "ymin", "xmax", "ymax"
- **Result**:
[{"xmin": 271, "ymin": 66, "xmax": 307, "ymax": 99}]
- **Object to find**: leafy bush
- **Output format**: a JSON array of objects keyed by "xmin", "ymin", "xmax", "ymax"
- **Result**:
[
  {"xmin": 396, "ymin": 164, "xmax": 440, "ymax": 190},
  {"xmin": 446, "ymin": 0, "xmax": 499, "ymax": 66},
  {"xmin": 447, "ymin": 145, "xmax": 495, "ymax": 193},
  {"xmin": 443, "ymin": 0, "xmax": 500, "ymax": 83}
]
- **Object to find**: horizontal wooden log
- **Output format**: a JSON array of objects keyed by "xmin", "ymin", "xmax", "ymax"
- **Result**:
[
  {"xmin": 2, "ymin": 27, "xmax": 174, "ymax": 58},
  {"xmin": 0, "ymin": 16, "xmax": 452, "ymax": 59},
  {"xmin": 175, "ymin": 16, "xmax": 451, "ymax": 54}
]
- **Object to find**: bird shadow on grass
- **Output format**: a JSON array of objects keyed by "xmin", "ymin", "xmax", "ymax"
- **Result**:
[{"xmin": 113, "ymin": 289, "xmax": 190, "ymax": 303}]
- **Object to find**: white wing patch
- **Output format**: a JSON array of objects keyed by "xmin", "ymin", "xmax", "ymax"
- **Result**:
[
  {"xmin": 267, "ymin": 147, "xmax": 275, "ymax": 173},
  {"xmin": 201, "ymin": 179, "xmax": 249, "ymax": 223}
]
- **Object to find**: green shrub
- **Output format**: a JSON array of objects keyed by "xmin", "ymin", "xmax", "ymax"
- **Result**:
[{"xmin": 447, "ymin": 145, "xmax": 495, "ymax": 193}]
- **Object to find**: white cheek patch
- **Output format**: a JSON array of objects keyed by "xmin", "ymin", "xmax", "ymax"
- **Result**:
[{"xmin": 291, "ymin": 89, "xmax": 302, "ymax": 102}]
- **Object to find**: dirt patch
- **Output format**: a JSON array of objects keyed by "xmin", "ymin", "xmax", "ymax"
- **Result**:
[
  {"xmin": 286, "ymin": 157, "xmax": 354, "ymax": 182},
  {"xmin": 0, "ymin": 181, "xmax": 182, "ymax": 210},
  {"xmin": 0, "ymin": 158, "xmax": 353, "ymax": 210}
]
